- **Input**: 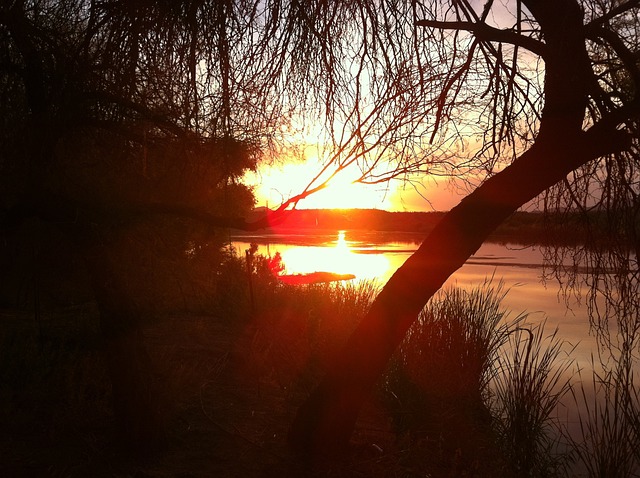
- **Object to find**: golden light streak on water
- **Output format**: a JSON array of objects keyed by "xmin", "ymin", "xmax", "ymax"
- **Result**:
[{"xmin": 276, "ymin": 230, "xmax": 391, "ymax": 281}]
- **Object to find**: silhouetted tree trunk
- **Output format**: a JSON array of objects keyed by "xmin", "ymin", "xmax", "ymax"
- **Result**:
[
  {"xmin": 83, "ymin": 238, "xmax": 167, "ymax": 456},
  {"xmin": 288, "ymin": 0, "xmax": 634, "ymax": 460}
]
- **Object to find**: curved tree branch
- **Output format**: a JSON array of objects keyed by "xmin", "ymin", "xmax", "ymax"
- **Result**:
[
  {"xmin": 415, "ymin": 19, "xmax": 547, "ymax": 56},
  {"xmin": 586, "ymin": 26, "xmax": 640, "ymax": 100},
  {"xmin": 585, "ymin": 0, "xmax": 640, "ymax": 30}
]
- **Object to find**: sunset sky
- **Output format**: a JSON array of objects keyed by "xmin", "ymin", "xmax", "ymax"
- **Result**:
[
  {"xmin": 237, "ymin": 1, "xmax": 519, "ymax": 214},
  {"xmin": 245, "ymin": 152, "xmax": 468, "ymax": 212}
]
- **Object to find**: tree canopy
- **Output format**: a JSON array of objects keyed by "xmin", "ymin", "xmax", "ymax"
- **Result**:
[
  {"xmin": 2, "ymin": 0, "xmax": 640, "ymax": 464},
  {"xmin": 3, "ymin": 0, "xmax": 638, "ymax": 219}
]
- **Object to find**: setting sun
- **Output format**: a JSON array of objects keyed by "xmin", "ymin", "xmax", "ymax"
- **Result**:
[
  {"xmin": 245, "ymin": 158, "xmax": 397, "ymax": 210},
  {"xmin": 311, "ymin": 172, "xmax": 394, "ymax": 209}
]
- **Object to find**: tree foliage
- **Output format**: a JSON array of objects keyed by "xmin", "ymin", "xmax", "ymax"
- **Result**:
[
  {"xmin": 2, "ymin": 0, "xmax": 640, "ymax": 463},
  {"xmin": 281, "ymin": 0, "xmax": 640, "ymax": 459}
]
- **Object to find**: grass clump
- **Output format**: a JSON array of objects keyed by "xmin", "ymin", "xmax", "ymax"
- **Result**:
[
  {"xmin": 490, "ymin": 323, "xmax": 574, "ymax": 476},
  {"xmin": 383, "ymin": 280, "xmax": 517, "ymax": 431},
  {"xmin": 570, "ymin": 351, "xmax": 640, "ymax": 476},
  {"xmin": 382, "ymin": 279, "xmax": 575, "ymax": 476},
  {"xmin": 246, "ymin": 274, "xmax": 380, "ymax": 394}
]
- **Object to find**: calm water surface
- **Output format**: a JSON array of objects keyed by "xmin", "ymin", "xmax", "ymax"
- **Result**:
[
  {"xmin": 234, "ymin": 230, "xmax": 637, "ymax": 450},
  {"xmin": 233, "ymin": 230, "xmax": 595, "ymax": 366}
]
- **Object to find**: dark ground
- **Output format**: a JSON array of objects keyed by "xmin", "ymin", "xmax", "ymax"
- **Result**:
[{"xmin": 0, "ymin": 307, "xmax": 508, "ymax": 477}]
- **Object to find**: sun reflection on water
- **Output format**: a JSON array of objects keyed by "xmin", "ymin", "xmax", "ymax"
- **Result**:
[
  {"xmin": 277, "ymin": 230, "xmax": 390, "ymax": 281},
  {"xmin": 231, "ymin": 233, "xmax": 636, "ymax": 451},
  {"xmin": 232, "ymin": 233, "xmax": 606, "ymax": 373}
]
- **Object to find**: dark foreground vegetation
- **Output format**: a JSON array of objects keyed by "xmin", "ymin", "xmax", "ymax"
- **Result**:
[
  {"xmin": 2, "ymin": 247, "xmax": 638, "ymax": 477},
  {"xmin": 2, "ymin": 0, "xmax": 639, "ymax": 475}
]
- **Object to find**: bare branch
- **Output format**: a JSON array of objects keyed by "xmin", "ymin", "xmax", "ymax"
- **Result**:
[
  {"xmin": 586, "ymin": 26, "xmax": 640, "ymax": 101},
  {"xmin": 585, "ymin": 0, "xmax": 640, "ymax": 31},
  {"xmin": 415, "ymin": 19, "xmax": 546, "ymax": 56}
]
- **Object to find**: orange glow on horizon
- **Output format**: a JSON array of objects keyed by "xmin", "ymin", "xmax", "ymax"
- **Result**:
[
  {"xmin": 245, "ymin": 155, "xmax": 397, "ymax": 210},
  {"xmin": 244, "ymin": 114, "xmax": 477, "ymax": 212},
  {"xmin": 245, "ymin": 156, "xmax": 466, "ymax": 212}
]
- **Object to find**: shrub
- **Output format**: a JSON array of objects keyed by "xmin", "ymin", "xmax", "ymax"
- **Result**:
[{"xmin": 383, "ymin": 280, "xmax": 519, "ymax": 433}]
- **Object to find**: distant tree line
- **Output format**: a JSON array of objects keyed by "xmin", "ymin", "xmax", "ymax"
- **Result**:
[{"xmin": 246, "ymin": 208, "xmax": 638, "ymax": 247}]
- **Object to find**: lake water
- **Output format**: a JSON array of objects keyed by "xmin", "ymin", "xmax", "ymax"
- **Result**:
[
  {"xmin": 234, "ymin": 230, "xmax": 638, "ymax": 463},
  {"xmin": 235, "ymin": 223, "xmax": 638, "ymax": 473},
  {"xmin": 232, "ymin": 230, "xmax": 598, "ymax": 369}
]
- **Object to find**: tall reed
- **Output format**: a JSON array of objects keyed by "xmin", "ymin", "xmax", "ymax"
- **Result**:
[
  {"xmin": 246, "ymin": 266, "xmax": 380, "ymax": 394},
  {"xmin": 382, "ymin": 279, "xmax": 577, "ymax": 476},
  {"xmin": 570, "ymin": 350, "xmax": 640, "ymax": 476},
  {"xmin": 490, "ymin": 322, "xmax": 575, "ymax": 476}
]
